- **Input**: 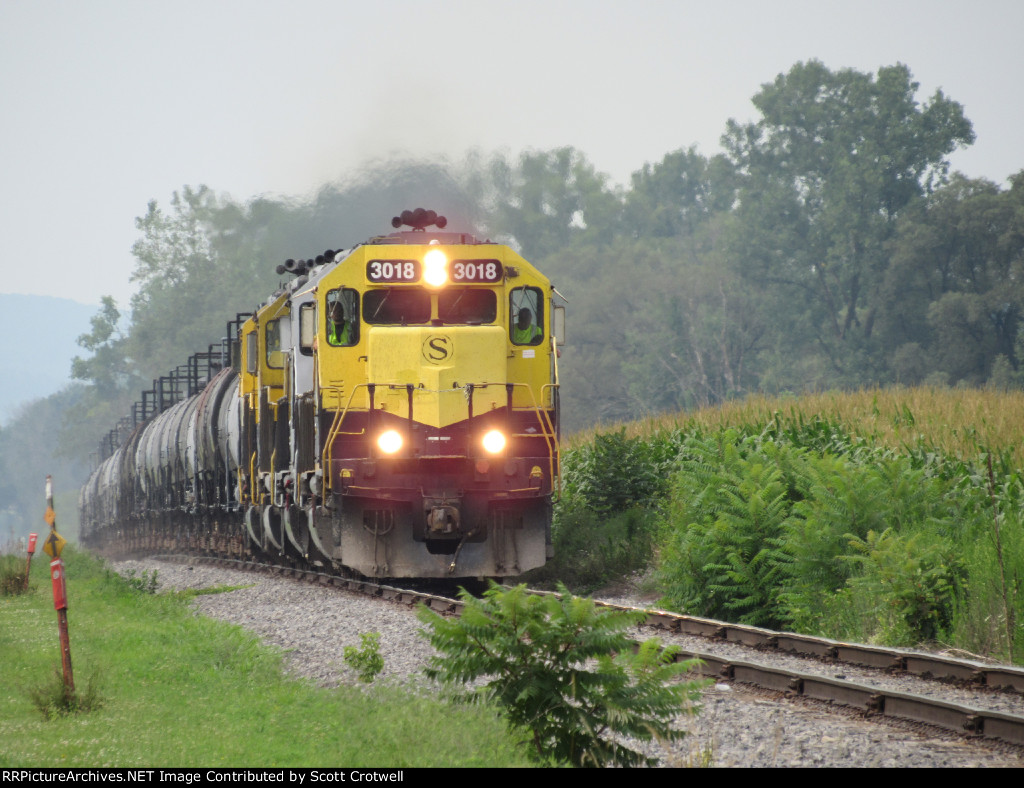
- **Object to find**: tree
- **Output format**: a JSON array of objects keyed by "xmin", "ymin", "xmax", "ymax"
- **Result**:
[
  {"xmin": 312, "ymin": 156, "xmax": 483, "ymax": 244},
  {"xmin": 0, "ymin": 388, "xmax": 90, "ymax": 541},
  {"xmin": 70, "ymin": 296, "xmax": 133, "ymax": 399},
  {"xmin": 127, "ymin": 186, "xmax": 299, "ymax": 381},
  {"xmin": 476, "ymin": 147, "xmax": 623, "ymax": 258},
  {"xmin": 724, "ymin": 61, "xmax": 975, "ymax": 384},
  {"xmin": 63, "ymin": 296, "xmax": 139, "ymax": 463},
  {"xmin": 883, "ymin": 173, "xmax": 1024, "ymax": 385},
  {"xmin": 623, "ymin": 146, "xmax": 736, "ymax": 239},
  {"xmin": 418, "ymin": 583, "xmax": 706, "ymax": 767},
  {"xmin": 622, "ymin": 233, "xmax": 764, "ymax": 411}
]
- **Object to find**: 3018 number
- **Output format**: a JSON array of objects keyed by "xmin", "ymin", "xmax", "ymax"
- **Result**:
[
  {"xmin": 367, "ymin": 260, "xmax": 418, "ymax": 282},
  {"xmin": 452, "ymin": 261, "xmax": 502, "ymax": 282}
]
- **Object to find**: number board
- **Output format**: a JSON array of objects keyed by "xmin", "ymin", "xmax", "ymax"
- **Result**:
[
  {"xmin": 452, "ymin": 259, "xmax": 503, "ymax": 283},
  {"xmin": 367, "ymin": 259, "xmax": 420, "ymax": 283}
]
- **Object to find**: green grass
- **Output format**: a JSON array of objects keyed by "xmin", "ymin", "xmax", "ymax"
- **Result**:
[
  {"xmin": 0, "ymin": 547, "xmax": 532, "ymax": 767},
  {"xmin": 174, "ymin": 584, "xmax": 255, "ymax": 600}
]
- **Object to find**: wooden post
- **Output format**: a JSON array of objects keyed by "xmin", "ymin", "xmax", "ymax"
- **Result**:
[
  {"xmin": 24, "ymin": 532, "xmax": 37, "ymax": 592},
  {"xmin": 50, "ymin": 558, "xmax": 74, "ymax": 692},
  {"xmin": 43, "ymin": 476, "xmax": 74, "ymax": 692}
]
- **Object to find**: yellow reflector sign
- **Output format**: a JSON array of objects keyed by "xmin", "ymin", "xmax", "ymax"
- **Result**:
[{"xmin": 43, "ymin": 530, "xmax": 67, "ymax": 558}]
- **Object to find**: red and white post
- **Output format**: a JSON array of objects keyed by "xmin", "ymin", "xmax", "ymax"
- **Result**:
[
  {"xmin": 24, "ymin": 532, "xmax": 37, "ymax": 592},
  {"xmin": 44, "ymin": 476, "xmax": 73, "ymax": 693}
]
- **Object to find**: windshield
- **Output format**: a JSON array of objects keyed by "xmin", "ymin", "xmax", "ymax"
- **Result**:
[
  {"xmin": 438, "ymin": 288, "xmax": 497, "ymax": 324},
  {"xmin": 363, "ymin": 288, "xmax": 431, "ymax": 325}
]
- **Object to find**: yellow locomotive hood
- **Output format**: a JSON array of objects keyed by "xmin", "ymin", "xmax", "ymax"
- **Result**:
[{"xmin": 367, "ymin": 325, "xmax": 507, "ymax": 429}]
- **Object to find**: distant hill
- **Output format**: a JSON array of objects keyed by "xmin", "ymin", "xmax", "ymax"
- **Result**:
[{"xmin": 1, "ymin": 293, "xmax": 99, "ymax": 424}]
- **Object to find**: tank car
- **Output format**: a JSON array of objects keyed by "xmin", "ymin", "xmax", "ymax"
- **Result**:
[{"xmin": 80, "ymin": 210, "xmax": 564, "ymax": 579}]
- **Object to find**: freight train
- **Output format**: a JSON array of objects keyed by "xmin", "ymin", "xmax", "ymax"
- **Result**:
[{"xmin": 80, "ymin": 209, "xmax": 563, "ymax": 579}]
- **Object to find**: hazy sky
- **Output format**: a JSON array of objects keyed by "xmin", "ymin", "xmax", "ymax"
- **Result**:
[{"xmin": 2, "ymin": 0, "xmax": 1022, "ymax": 308}]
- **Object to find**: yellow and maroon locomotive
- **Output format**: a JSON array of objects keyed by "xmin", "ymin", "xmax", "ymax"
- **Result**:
[{"xmin": 82, "ymin": 209, "xmax": 563, "ymax": 580}]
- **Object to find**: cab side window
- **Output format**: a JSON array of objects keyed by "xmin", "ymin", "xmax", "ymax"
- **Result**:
[
  {"xmin": 265, "ymin": 319, "xmax": 284, "ymax": 368},
  {"xmin": 326, "ymin": 289, "xmax": 360, "ymax": 346},
  {"xmin": 510, "ymin": 287, "xmax": 543, "ymax": 345},
  {"xmin": 245, "ymin": 330, "xmax": 258, "ymax": 375}
]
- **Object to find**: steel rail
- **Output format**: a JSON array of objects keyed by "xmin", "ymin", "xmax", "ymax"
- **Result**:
[
  {"xmin": 660, "ymin": 646, "xmax": 1024, "ymax": 746},
  {"xmin": 622, "ymin": 604, "xmax": 1024, "ymax": 694}
]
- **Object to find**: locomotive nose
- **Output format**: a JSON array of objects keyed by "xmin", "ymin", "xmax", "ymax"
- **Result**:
[{"xmin": 367, "ymin": 325, "xmax": 507, "ymax": 428}]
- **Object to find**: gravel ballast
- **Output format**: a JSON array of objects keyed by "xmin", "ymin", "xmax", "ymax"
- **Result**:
[{"xmin": 113, "ymin": 557, "xmax": 1023, "ymax": 768}]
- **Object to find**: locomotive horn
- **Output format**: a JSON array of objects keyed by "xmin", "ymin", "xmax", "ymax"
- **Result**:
[
  {"xmin": 279, "ymin": 258, "xmax": 310, "ymax": 277},
  {"xmin": 391, "ymin": 208, "xmax": 448, "ymax": 231}
]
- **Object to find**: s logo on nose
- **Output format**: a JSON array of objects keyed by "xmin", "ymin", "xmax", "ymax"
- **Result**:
[{"xmin": 422, "ymin": 335, "xmax": 452, "ymax": 364}]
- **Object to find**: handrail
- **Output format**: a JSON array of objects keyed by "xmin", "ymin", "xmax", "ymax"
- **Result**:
[
  {"xmin": 551, "ymin": 334, "xmax": 560, "ymax": 388},
  {"xmin": 322, "ymin": 383, "xmax": 371, "ymax": 494},
  {"xmin": 247, "ymin": 451, "xmax": 258, "ymax": 506},
  {"xmin": 537, "ymin": 383, "xmax": 562, "ymax": 500}
]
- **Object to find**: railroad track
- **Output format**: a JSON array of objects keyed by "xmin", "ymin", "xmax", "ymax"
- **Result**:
[
  {"xmin": 138, "ymin": 553, "xmax": 1024, "ymax": 750},
  {"xmin": 623, "ymin": 605, "xmax": 1024, "ymax": 748}
]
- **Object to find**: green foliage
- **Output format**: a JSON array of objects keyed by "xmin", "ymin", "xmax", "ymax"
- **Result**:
[
  {"xmin": 779, "ymin": 453, "xmax": 894, "ymax": 627},
  {"xmin": 951, "ymin": 503, "xmax": 1024, "ymax": 662},
  {"xmin": 723, "ymin": 60, "xmax": 979, "ymax": 389},
  {"xmin": 479, "ymin": 147, "xmax": 622, "ymax": 257},
  {"xmin": 70, "ymin": 296, "xmax": 135, "ymax": 398},
  {"xmin": 26, "ymin": 667, "xmax": 104, "ymax": 720},
  {"xmin": 119, "ymin": 568, "xmax": 159, "ymax": 594},
  {"xmin": 127, "ymin": 185, "xmax": 288, "ymax": 382},
  {"xmin": 418, "ymin": 583, "xmax": 707, "ymax": 767},
  {"xmin": 839, "ymin": 528, "xmax": 961, "ymax": 643},
  {"xmin": 759, "ymin": 411, "xmax": 865, "ymax": 457},
  {"xmin": 988, "ymin": 355, "xmax": 1022, "ymax": 390},
  {"xmin": 537, "ymin": 427, "xmax": 672, "ymax": 591},
  {"xmin": 562, "ymin": 428, "xmax": 669, "ymax": 513},
  {"xmin": 0, "ymin": 554, "xmax": 28, "ymax": 596},
  {"xmin": 657, "ymin": 434, "xmax": 795, "ymax": 627},
  {"xmin": 651, "ymin": 421, "xmax": 971, "ymax": 642},
  {"xmin": 0, "ymin": 388, "xmax": 90, "ymax": 539},
  {"xmin": 343, "ymin": 632, "xmax": 385, "ymax": 684},
  {"xmin": 561, "ymin": 392, "xmax": 1024, "ymax": 662},
  {"xmin": 174, "ymin": 583, "xmax": 254, "ymax": 599},
  {"xmin": 528, "ymin": 505, "xmax": 657, "ymax": 592},
  {"xmin": 619, "ymin": 241, "xmax": 763, "ymax": 412},
  {"xmin": 623, "ymin": 146, "xmax": 736, "ymax": 239}
]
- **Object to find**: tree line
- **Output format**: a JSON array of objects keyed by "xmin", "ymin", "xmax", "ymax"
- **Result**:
[{"xmin": 3, "ymin": 58, "xmax": 1021, "ymax": 533}]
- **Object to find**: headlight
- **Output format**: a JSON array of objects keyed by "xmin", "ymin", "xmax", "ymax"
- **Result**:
[
  {"xmin": 423, "ymin": 249, "xmax": 448, "ymax": 287},
  {"xmin": 378, "ymin": 429, "xmax": 403, "ymax": 454},
  {"xmin": 482, "ymin": 429, "xmax": 506, "ymax": 454}
]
